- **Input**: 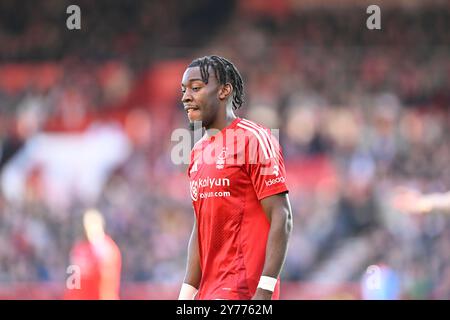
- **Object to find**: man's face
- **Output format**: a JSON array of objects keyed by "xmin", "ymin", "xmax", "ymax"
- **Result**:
[{"xmin": 181, "ymin": 66, "xmax": 221, "ymax": 129}]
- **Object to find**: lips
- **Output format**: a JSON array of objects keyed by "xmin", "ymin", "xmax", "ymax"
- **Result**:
[
  {"xmin": 185, "ymin": 105, "xmax": 201, "ymax": 122},
  {"xmin": 184, "ymin": 105, "xmax": 199, "ymax": 113}
]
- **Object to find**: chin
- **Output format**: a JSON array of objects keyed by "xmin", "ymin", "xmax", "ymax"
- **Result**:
[{"xmin": 189, "ymin": 120, "xmax": 203, "ymax": 131}]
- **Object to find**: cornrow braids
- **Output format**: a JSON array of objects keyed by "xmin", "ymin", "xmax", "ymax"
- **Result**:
[{"xmin": 188, "ymin": 55, "xmax": 244, "ymax": 110}]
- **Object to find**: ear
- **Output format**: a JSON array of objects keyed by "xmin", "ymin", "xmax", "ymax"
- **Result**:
[{"xmin": 218, "ymin": 83, "xmax": 233, "ymax": 101}]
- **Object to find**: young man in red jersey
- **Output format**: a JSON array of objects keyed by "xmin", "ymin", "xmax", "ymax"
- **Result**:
[{"xmin": 178, "ymin": 56, "xmax": 293, "ymax": 300}]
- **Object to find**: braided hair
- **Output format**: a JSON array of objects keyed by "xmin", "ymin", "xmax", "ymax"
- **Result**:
[{"xmin": 188, "ymin": 55, "xmax": 244, "ymax": 110}]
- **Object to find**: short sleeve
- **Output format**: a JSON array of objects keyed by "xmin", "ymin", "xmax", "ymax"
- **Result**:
[{"xmin": 244, "ymin": 128, "xmax": 289, "ymax": 200}]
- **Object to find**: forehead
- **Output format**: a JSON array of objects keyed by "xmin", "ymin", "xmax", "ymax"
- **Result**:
[{"xmin": 181, "ymin": 66, "xmax": 217, "ymax": 86}]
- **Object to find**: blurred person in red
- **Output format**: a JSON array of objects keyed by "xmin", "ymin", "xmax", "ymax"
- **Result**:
[
  {"xmin": 64, "ymin": 209, "xmax": 122, "ymax": 300},
  {"xmin": 178, "ymin": 56, "xmax": 293, "ymax": 300}
]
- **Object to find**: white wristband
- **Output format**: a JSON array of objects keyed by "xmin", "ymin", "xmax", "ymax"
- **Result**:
[
  {"xmin": 257, "ymin": 276, "xmax": 277, "ymax": 292},
  {"xmin": 178, "ymin": 283, "xmax": 198, "ymax": 300}
]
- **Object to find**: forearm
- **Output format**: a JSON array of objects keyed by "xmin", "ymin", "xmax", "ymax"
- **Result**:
[
  {"xmin": 179, "ymin": 223, "xmax": 202, "ymax": 300},
  {"xmin": 183, "ymin": 221, "xmax": 202, "ymax": 288},
  {"xmin": 183, "ymin": 245, "xmax": 201, "ymax": 288}
]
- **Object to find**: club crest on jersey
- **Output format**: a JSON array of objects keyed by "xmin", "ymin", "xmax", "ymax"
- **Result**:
[
  {"xmin": 190, "ymin": 182, "xmax": 198, "ymax": 201},
  {"xmin": 216, "ymin": 147, "xmax": 227, "ymax": 169}
]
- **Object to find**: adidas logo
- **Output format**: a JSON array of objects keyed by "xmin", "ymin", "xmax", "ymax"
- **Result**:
[
  {"xmin": 265, "ymin": 176, "xmax": 285, "ymax": 187},
  {"xmin": 190, "ymin": 160, "xmax": 198, "ymax": 174}
]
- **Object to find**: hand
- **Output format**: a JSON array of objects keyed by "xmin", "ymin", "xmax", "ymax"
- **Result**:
[{"xmin": 251, "ymin": 288, "xmax": 273, "ymax": 300}]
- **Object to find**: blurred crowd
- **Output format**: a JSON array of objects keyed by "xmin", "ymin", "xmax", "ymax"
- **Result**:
[{"xmin": 1, "ymin": 1, "xmax": 450, "ymax": 299}]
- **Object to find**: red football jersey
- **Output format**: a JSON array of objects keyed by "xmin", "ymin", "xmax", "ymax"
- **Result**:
[
  {"xmin": 188, "ymin": 118, "xmax": 289, "ymax": 300},
  {"xmin": 64, "ymin": 235, "xmax": 121, "ymax": 300}
]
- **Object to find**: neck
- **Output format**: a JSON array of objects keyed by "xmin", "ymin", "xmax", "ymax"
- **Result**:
[{"xmin": 205, "ymin": 104, "xmax": 237, "ymax": 136}]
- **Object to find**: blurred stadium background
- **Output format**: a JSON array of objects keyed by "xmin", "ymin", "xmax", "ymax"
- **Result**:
[{"xmin": 0, "ymin": 0, "xmax": 449, "ymax": 299}]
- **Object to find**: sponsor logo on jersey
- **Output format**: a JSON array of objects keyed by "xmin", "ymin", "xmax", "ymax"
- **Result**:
[
  {"xmin": 264, "ymin": 176, "xmax": 285, "ymax": 187},
  {"xmin": 190, "ymin": 177, "xmax": 230, "ymax": 201}
]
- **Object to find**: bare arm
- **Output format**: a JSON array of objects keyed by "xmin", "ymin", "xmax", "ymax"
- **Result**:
[
  {"xmin": 253, "ymin": 192, "xmax": 293, "ymax": 300},
  {"xmin": 182, "ymin": 217, "xmax": 202, "ymax": 289}
]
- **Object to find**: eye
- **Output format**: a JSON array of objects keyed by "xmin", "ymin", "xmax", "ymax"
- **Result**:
[
  {"xmin": 181, "ymin": 88, "xmax": 186, "ymax": 94},
  {"xmin": 192, "ymin": 87, "xmax": 201, "ymax": 92}
]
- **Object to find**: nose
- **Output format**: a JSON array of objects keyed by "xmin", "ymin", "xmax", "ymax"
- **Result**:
[{"xmin": 181, "ymin": 89, "xmax": 193, "ymax": 104}]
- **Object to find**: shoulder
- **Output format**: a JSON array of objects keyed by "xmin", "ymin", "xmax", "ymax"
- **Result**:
[
  {"xmin": 105, "ymin": 235, "xmax": 122, "ymax": 258},
  {"xmin": 71, "ymin": 241, "xmax": 92, "ymax": 258},
  {"xmin": 73, "ymin": 240, "xmax": 89, "ymax": 251},
  {"xmin": 236, "ymin": 118, "xmax": 279, "ymax": 159},
  {"xmin": 236, "ymin": 118, "xmax": 276, "ymax": 141}
]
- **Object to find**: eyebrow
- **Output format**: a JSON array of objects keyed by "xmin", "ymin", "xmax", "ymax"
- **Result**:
[{"xmin": 181, "ymin": 78, "xmax": 204, "ymax": 87}]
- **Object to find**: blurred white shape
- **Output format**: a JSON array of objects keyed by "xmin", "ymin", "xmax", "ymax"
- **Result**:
[
  {"xmin": 16, "ymin": 93, "xmax": 48, "ymax": 137},
  {"xmin": 365, "ymin": 265, "xmax": 382, "ymax": 290},
  {"xmin": 361, "ymin": 264, "xmax": 400, "ymax": 300},
  {"xmin": 1, "ymin": 122, "xmax": 131, "ymax": 210}
]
